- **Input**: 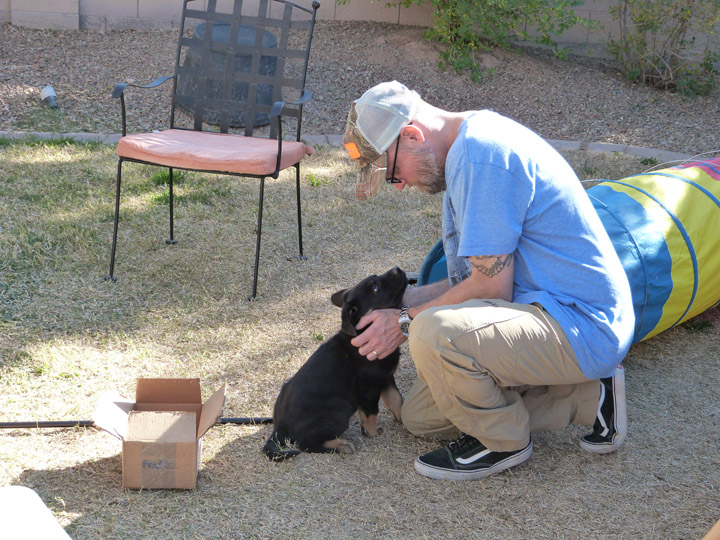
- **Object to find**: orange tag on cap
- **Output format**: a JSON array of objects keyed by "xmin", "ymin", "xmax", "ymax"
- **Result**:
[{"xmin": 344, "ymin": 142, "xmax": 361, "ymax": 160}]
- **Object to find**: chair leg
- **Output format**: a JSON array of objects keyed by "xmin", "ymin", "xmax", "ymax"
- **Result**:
[
  {"xmin": 295, "ymin": 163, "xmax": 305, "ymax": 259},
  {"xmin": 251, "ymin": 177, "xmax": 266, "ymax": 299},
  {"xmin": 105, "ymin": 158, "xmax": 123, "ymax": 282},
  {"xmin": 166, "ymin": 167, "xmax": 177, "ymax": 245}
]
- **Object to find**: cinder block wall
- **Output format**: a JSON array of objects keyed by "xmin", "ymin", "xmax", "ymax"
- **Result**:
[
  {"xmin": 73, "ymin": 0, "xmax": 436, "ymax": 30},
  {"xmin": 9, "ymin": 0, "xmax": 80, "ymax": 29},
  {"xmin": 0, "ymin": 0, "xmax": 622, "ymax": 49},
  {"xmin": 0, "ymin": 0, "xmax": 9, "ymax": 24}
]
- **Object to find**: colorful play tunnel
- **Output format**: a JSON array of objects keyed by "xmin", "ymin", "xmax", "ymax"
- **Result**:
[
  {"xmin": 418, "ymin": 156, "xmax": 720, "ymax": 343},
  {"xmin": 588, "ymin": 156, "xmax": 720, "ymax": 342}
]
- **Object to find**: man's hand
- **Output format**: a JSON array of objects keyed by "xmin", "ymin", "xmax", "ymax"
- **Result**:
[
  {"xmin": 349, "ymin": 252, "xmax": 513, "ymax": 362},
  {"xmin": 350, "ymin": 308, "xmax": 407, "ymax": 361}
]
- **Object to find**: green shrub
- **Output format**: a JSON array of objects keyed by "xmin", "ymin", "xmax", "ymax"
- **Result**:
[
  {"xmin": 606, "ymin": 0, "xmax": 720, "ymax": 95},
  {"xmin": 338, "ymin": 0, "xmax": 593, "ymax": 81},
  {"xmin": 420, "ymin": 0, "xmax": 593, "ymax": 79}
]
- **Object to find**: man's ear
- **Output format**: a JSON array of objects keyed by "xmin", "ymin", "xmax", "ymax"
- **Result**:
[
  {"xmin": 330, "ymin": 288, "xmax": 347, "ymax": 308},
  {"xmin": 401, "ymin": 124, "xmax": 425, "ymax": 144}
]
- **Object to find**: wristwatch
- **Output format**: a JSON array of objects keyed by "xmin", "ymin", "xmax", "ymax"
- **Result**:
[{"xmin": 398, "ymin": 306, "xmax": 413, "ymax": 337}]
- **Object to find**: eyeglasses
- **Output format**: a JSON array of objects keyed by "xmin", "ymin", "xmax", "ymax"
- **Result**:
[{"xmin": 385, "ymin": 133, "xmax": 402, "ymax": 184}]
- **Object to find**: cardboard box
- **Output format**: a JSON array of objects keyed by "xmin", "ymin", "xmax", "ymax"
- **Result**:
[{"xmin": 93, "ymin": 378, "xmax": 225, "ymax": 489}]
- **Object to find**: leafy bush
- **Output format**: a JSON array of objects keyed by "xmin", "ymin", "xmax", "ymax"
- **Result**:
[
  {"xmin": 419, "ymin": 0, "xmax": 594, "ymax": 79},
  {"xmin": 338, "ymin": 0, "xmax": 593, "ymax": 81},
  {"xmin": 606, "ymin": 0, "xmax": 720, "ymax": 95}
]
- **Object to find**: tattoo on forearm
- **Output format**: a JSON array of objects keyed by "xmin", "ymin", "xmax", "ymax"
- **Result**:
[{"xmin": 470, "ymin": 253, "xmax": 514, "ymax": 278}]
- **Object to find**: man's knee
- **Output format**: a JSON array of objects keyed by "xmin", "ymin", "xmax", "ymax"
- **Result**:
[{"xmin": 409, "ymin": 304, "xmax": 444, "ymax": 335}]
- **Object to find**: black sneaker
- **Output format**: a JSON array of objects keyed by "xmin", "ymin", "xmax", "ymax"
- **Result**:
[
  {"xmin": 579, "ymin": 365, "xmax": 627, "ymax": 454},
  {"xmin": 414, "ymin": 434, "xmax": 532, "ymax": 480}
]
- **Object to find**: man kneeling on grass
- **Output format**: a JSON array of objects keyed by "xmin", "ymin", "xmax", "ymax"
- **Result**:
[{"xmin": 342, "ymin": 81, "xmax": 634, "ymax": 480}]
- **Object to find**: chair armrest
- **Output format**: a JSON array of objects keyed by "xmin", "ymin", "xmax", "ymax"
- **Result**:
[
  {"xmin": 268, "ymin": 90, "xmax": 313, "ymax": 118},
  {"xmin": 112, "ymin": 75, "xmax": 175, "ymax": 99},
  {"xmin": 287, "ymin": 89, "xmax": 313, "ymax": 107},
  {"xmin": 267, "ymin": 90, "xmax": 314, "ymax": 176},
  {"xmin": 269, "ymin": 100, "xmax": 285, "ymax": 119},
  {"xmin": 112, "ymin": 75, "xmax": 175, "ymax": 136}
]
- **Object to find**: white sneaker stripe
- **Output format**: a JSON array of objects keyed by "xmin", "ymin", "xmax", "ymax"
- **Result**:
[
  {"xmin": 456, "ymin": 448, "xmax": 492, "ymax": 465},
  {"xmin": 596, "ymin": 383, "xmax": 609, "ymax": 436}
]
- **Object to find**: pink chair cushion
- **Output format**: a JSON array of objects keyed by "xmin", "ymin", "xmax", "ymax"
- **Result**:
[{"xmin": 116, "ymin": 129, "xmax": 315, "ymax": 175}]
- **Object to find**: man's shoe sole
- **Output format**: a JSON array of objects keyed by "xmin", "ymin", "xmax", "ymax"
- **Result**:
[
  {"xmin": 414, "ymin": 442, "xmax": 533, "ymax": 481},
  {"xmin": 579, "ymin": 365, "xmax": 627, "ymax": 454}
]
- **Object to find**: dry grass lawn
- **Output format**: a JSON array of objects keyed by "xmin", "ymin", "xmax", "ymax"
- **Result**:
[{"xmin": 0, "ymin": 139, "xmax": 718, "ymax": 539}]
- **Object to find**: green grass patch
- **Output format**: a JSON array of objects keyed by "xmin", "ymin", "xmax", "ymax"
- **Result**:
[
  {"xmin": 0, "ymin": 135, "xmax": 103, "ymax": 149},
  {"xmin": 12, "ymin": 107, "xmax": 87, "ymax": 134}
]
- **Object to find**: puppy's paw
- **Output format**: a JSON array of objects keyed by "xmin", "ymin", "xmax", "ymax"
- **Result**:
[
  {"xmin": 323, "ymin": 438, "xmax": 357, "ymax": 455},
  {"xmin": 361, "ymin": 425, "xmax": 383, "ymax": 437},
  {"xmin": 359, "ymin": 411, "xmax": 380, "ymax": 437},
  {"xmin": 335, "ymin": 440, "xmax": 357, "ymax": 454}
]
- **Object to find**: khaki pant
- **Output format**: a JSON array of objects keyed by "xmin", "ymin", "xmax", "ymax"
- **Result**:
[{"xmin": 401, "ymin": 300, "xmax": 600, "ymax": 452}]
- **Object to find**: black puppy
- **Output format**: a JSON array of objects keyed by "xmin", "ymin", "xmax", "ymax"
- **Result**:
[{"xmin": 263, "ymin": 267, "xmax": 408, "ymax": 461}]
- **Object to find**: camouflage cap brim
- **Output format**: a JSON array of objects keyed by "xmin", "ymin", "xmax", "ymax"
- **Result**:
[
  {"xmin": 343, "ymin": 83, "xmax": 418, "ymax": 200},
  {"xmin": 343, "ymin": 102, "xmax": 382, "ymax": 168},
  {"xmin": 354, "ymin": 152, "xmax": 387, "ymax": 201}
]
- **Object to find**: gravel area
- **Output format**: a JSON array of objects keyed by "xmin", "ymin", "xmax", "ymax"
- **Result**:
[{"xmin": 1, "ymin": 20, "xmax": 719, "ymax": 155}]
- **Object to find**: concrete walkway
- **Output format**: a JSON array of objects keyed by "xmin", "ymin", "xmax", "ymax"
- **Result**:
[
  {"xmin": 304, "ymin": 134, "xmax": 694, "ymax": 164},
  {"xmin": 0, "ymin": 130, "xmax": 694, "ymax": 164}
]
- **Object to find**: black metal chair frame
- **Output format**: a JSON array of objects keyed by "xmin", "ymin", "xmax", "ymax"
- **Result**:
[{"xmin": 106, "ymin": 0, "xmax": 320, "ymax": 299}]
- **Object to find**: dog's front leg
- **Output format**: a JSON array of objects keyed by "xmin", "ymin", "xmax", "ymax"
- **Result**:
[
  {"xmin": 358, "ymin": 410, "xmax": 381, "ymax": 437},
  {"xmin": 381, "ymin": 380, "xmax": 404, "ymax": 421}
]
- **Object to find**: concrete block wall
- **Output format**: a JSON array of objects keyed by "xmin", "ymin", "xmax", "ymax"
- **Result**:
[
  {"xmin": 71, "ymin": 0, "xmax": 436, "ymax": 31},
  {"xmin": 3, "ymin": 0, "xmax": 619, "ymax": 31},
  {"xmin": 0, "ymin": 0, "xmax": 628, "ymax": 50},
  {"xmin": 324, "ymin": 0, "xmax": 434, "ymax": 26},
  {"xmin": 568, "ymin": 0, "xmax": 621, "ymax": 43},
  {"xmin": 80, "ymin": 0, "xmax": 184, "ymax": 31},
  {"xmin": 0, "ymin": 0, "xmax": 9, "ymax": 23},
  {"xmin": 10, "ymin": 0, "xmax": 79, "ymax": 29}
]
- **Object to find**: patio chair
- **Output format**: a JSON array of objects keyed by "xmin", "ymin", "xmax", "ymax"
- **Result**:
[{"xmin": 106, "ymin": 0, "xmax": 320, "ymax": 298}]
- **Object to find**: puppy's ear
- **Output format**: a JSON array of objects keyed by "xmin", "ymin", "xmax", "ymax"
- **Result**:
[
  {"xmin": 330, "ymin": 288, "xmax": 347, "ymax": 308},
  {"xmin": 340, "ymin": 305, "xmax": 359, "ymax": 336}
]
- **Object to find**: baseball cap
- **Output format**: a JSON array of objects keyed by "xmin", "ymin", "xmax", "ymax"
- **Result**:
[{"xmin": 343, "ymin": 81, "xmax": 420, "ymax": 201}]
